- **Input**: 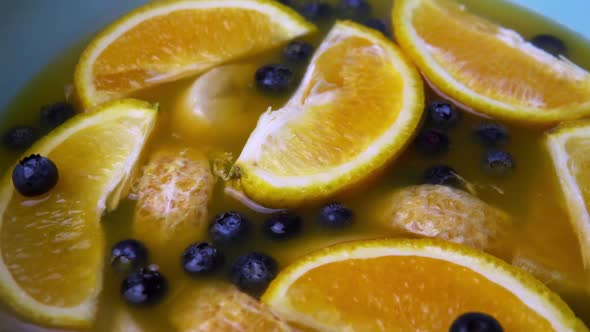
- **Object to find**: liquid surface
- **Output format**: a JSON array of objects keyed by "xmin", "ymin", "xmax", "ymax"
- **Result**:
[{"xmin": 1, "ymin": 0, "xmax": 590, "ymax": 330}]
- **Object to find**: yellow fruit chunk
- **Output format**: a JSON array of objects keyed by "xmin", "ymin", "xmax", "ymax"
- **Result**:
[
  {"xmin": 74, "ymin": 0, "xmax": 315, "ymax": 109},
  {"xmin": 375, "ymin": 185, "xmax": 513, "ymax": 257},
  {"xmin": 0, "ymin": 100, "xmax": 156, "ymax": 327},
  {"xmin": 171, "ymin": 283, "xmax": 294, "ymax": 332},
  {"xmin": 133, "ymin": 147, "xmax": 214, "ymax": 256},
  {"xmin": 546, "ymin": 119, "xmax": 590, "ymax": 268},
  {"xmin": 232, "ymin": 21, "xmax": 424, "ymax": 208},
  {"xmin": 393, "ymin": 0, "xmax": 590, "ymax": 125},
  {"xmin": 263, "ymin": 239, "xmax": 587, "ymax": 332}
]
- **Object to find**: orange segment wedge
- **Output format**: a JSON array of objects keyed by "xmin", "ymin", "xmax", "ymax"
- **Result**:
[
  {"xmin": 393, "ymin": 0, "xmax": 590, "ymax": 125},
  {"xmin": 262, "ymin": 239, "xmax": 588, "ymax": 332},
  {"xmin": 74, "ymin": 0, "xmax": 315, "ymax": 109}
]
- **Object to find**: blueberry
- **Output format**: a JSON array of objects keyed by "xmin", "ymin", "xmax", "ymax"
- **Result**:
[
  {"xmin": 364, "ymin": 18, "xmax": 390, "ymax": 37},
  {"xmin": 230, "ymin": 252, "xmax": 277, "ymax": 295},
  {"xmin": 449, "ymin": 312, "xmax": 504, "ymax": 332},
  {"xmin": 423, "ymin": 165, "xmax": 461, "ymax": 187},
  {"xmin": 182, "ymin": 242, "xmax": 224, "ymax": 276},
  {"xmin": 530, "ymin": 34, "xmax": 567, "ymax": 57},
  {"xmin": 40, "ymin": 102, "xmax": 76, "ymax": 131},
  {"xmin": 2, "ymin": 126, "xmax": 39, "ymax": 151},
  {"xmin": 427, "ymin": 101, "xmax": 459, "ymax": 129},
  {"xmin": 209, "ymin": 211, "xmax": 250, "ymax": 244},
  {"xmin": 338, "ymin": 0, "xmax": 371, "ymax": 20},
  {"xmin": 283, "ymin": 41, "xmax": 314, "ymax": 63},
  {"xmin": 299, "ymin": 2, "xmax": 333, "ymax": 21},
  {"xmin": 473, "ymin": 123, "xmax": 509, "ymax": 147},
  {"xmin": 110, "ymin": 239, "xmax": 148, "ymax": 273},
  {"xmin": 12, "ymin": 154, "xmax": 59, "ymax": 197},
  {"xmin": 482, "ymin": 150, "xmax": 514, "ymax": 177},
  {"xmin": 319, "ymin": 202, "xmax": 353, "ymax": 228},
  {"xmin": 263, "ymin": 211, "xmax": 303, "ymax": 240},
  {"xmin": 415, "ymin": 129, "xmax": 450, "ymax": 156},
  {"xmin": 255, "ymin": 64, "xmax": 294, "ymax": 92},
  {"xmin": 121, "ymin": 266, "xmax": 168, "ymax": 306}
]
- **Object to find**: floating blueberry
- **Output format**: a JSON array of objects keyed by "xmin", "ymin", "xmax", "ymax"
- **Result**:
[
  {"xmin": 2, "ymin": 126, "xmax": 39, "ymax": 151},
  {"xmin": 530, "ymin": 34, "xmax": 567, "ymax": 57},
  {"xmin": 299, "ymin": 2, "xmax": 333, "ymax": 21},
  {"xmin": 364, "ymin": 18, "xmax": 390, "ymax": 37},
  {"xmin": 473, "ymin": 123, "xmax": 509, "ymax": 147},
  {"xmin": 121, "ymin": 266, "xmax": 168, "ymax": 306},
  {"xmin": 427, "ymin": 101, "xmax": 459, "ymax": 129},
  {"xmin": 182, "ymin": 242, "xmax": 224, "ymax": 276},
  {"xmin": 230, "ymin": 252, "xmax": 278, "ymax": 295},
  {"xmin": 423, "ymin": 165, "xmax": 461, "ymax": 187},
  {"xmin": 482, "ymin": 150, "xmax": 514, "ymax": 177},
  {"xmin": 319, "ymin": 202, "xmax": 353, "ymax": 228},
  {"xmin": 415, "ymin": 129, "xmax": 450, "ymax": 156},
  {"xmin": 449, "ymin": 312, "xmax": 504, "ymax": 332},
  {"xmin": 110, "ymin": 239, "xmax": 148, "ymax": 273},
  {"xmin": 209, "ymin": 211, "xmax": 250, "ymax": 244},
  {"xmin": 12, "ymin": 154, "xmax": 59, "ymax": 197},
  {"xmin": 283, "ymin": 41, "xmax": 314, "ymax": 63},
  {"xmin": 338, "ymin": 0, "xmax": 371, "ymax": 20},
  {"xmin": 40, "ymin": 102, "xmax": 76, "ymax": 131},
  {"xmin": 263, "ymin": 211, "xmax": 303, "ymax": 240},
  {"xmin": 255, "ymin": 64, "xmax": 294, "ymax": 92}
]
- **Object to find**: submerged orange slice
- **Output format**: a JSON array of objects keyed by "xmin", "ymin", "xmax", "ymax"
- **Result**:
[
  {"xmin": 393, "ymin": 0, "xmax": 590, "ymax": 125},
  {"xmin": 231, "ymin": 21, "xmax": 424, "ymax": 208},
  {"xmin": 263, "ymin": 239, "xmax": 587, "ymax": 332},
  {"xmin": 74, "ymin": 0, "xmax": 315, "ymax": 109}
]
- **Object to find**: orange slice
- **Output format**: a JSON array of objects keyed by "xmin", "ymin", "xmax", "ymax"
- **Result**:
[
  {"xmin": 74, "ymin": 0, "xmax": 315, "ymax": 109},
  {"xmin": 393, "ymin": 0, "xmax": 590, "ymax": 125},
  {"xmin": 263, "ymin": 239, "xmax": 587, "ymax": 332}
]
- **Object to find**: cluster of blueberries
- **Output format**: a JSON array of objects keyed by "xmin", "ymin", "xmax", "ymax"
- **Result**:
[{"xmin": 112, "ymin": 202, "xmax": 353, "ymax": 306}]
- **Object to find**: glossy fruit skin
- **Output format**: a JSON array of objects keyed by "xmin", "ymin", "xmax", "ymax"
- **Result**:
[
  {"xmin": 40, "ymin": 102, "xmax": 77, "ymax": 131},
  {"xmin": 338, "ymin": 0, "xmax": 371, "ymax": 20},
  {"xmin": 231, "ymin": 252, "xmax": 278, "ymax": 295},
  {"xmin": 255, "ymin": 64, "xmax": 294, "ymax": 92},
  {"xmin": 415, "ymin": 129, "xmax": 450, "ymax": 156},
  {"xmin": 427, "ymin": 101, "xmax": 459, "ymax": 129},
  {"xmin": 449, "ymin": 312, "xmax": 504, "ymax": 332},
  {"xmin": 2, "ymin": 126, "xmax": 39, "ymax": 151},
  {"xmin": 482, "ymin": 150, "xmax": 514, "ymax": 177},
  {"xmin": 473, "ymin": 123, "xmax": 510, "ymax": 147},
  {"xmin": 283, "ymin": 41, "xmax": 314, "ymax": 63},
  {"xmin": 209, "ymin": 211, "xmax": 250, "ymax": 244},
  {"xmin": 182, "ymin": 242, "xmax": 224, "ymax": 276},
  {"xmin": 364, "ymin": 18, "xmax": 390, "ymax": 37},
  {"xmin": 12, "ymin": 154, "xmax": 59, "ymax": 197},
  {"xmin": 110, "ymin": 239, "xmax": 148, "ymax": 273},
  {"xmin": 530, "ymin": 34, "xmax": 567, "ymax": 57},
  {"xmin": 121, "ymin": 266, "xmax": 168, "ymax": 306},
  {"xmin": 319, "ymin": 202, "xmax": 354, "ymax": 228},
  {"xmin": 423, "ymin": 165, "xmax": 461, "ymax": 187},
  {"xmin": 263, "ymin": 211, "xmax": 303, "ymax": 240},
  {"xmin": 299, "ymin": 2, "xmax": 333, "ymax": 21}
]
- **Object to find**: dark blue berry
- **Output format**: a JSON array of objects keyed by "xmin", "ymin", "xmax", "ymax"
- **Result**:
[
  {"xmin": 3, "ymin": 126, "xmax": 39, "ymax": 151},
  {"xmin": 482, "ymin": 150, "xmax": 514, "ymax": 177},
  {"xmin": 283, "ymin": 41, "xmax": 314, "ymax": 63},
  {"xmin": 255, "ymin": 64, "xmax": 294, "ymax": 92},
  {"xmin": 182, "ymin": 242, "xmax": 224, "ymax": 276},
  {"xmin": 449, "ymin": 312, "xmax": 504, "ymax": 332},
  {"xmin": 473, "ymin": 123, "xmax": 509, "ymax": 147},
  {"xmin": 40, "ymin": 102, "xmax": 76, "ymax": 131},
  {"xmin": 230, "ymin": 252, "xmax": 277, "ymax": 295},
  {"xmin": 415, "ymin": 129, "xmax": 450, "ymax": 156},
  {"xmin": 299, "ymin": 2, "xmax": 333, "ymax": 21},
  {"xmin": 263, "ymin": 211, "xmax": 303, "ymax": 240},
  {"xmin": 427, "ymin": 101, "xmax": 459, "ymax": 129},
  {"xmin": 319, "ymin": 202, "xmax": 353, "ymax": 228},
  {"xmin": 338, "ymin": 0, "xmax": 371, "ymax": 20},
  {"xmin": 364, "ymin": 18, "xmax": 390, "ymax": 37},
  {"xmin": 110, "ymin": 239, "xmax": 148, "ymax": 273},
  {"xmin": 209, "ymin": 211, "xmax": 250, "ymax": 244},
  {"xmin": 423, "ymin": 165, "xmax": 461, "ymax": 187},
  {"xmin": 121, "ymin": 266, "xmax": 168, "ymax": 306},
  {"xmin": 530, "ymin": 34, "xmax": 567, "ymax": 57},
  {"xmin": 12, "ymin": 154, "xmax": 59, "ymax": 197}
]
